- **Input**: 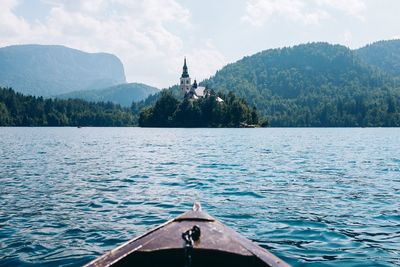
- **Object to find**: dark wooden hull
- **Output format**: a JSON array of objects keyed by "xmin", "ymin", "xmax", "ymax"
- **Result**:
[{"xmin": 84, "ymin": 203, "xmax": 290, "ymax": 267}]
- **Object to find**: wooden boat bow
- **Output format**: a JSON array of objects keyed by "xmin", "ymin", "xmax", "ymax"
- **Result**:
[{"xmin": 84, "ymin": 203, "xmax": 290, "ymax": 267}]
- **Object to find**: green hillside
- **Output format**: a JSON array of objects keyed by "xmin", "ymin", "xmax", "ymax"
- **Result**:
[
  {"xmin": 200, "ymin": 42, "xmax": 400, "ymax": 126},
  {"xmin": 57, "ymin": 83, "xmax": 159, "ymax": 107},
  {"xmin": 356, "ymin": 39, "xmax": 400, "ymax": 77}
]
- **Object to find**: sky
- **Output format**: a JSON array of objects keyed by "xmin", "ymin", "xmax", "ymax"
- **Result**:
[{"xmin": 1, "ymin": 0, "xmax": 400, "ymax": 88}]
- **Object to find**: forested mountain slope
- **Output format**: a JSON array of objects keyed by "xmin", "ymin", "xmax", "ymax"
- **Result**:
[
  {"xmin": 356, "ymin": 39, "xmax": 400, "ymax": 77},
  {"xmin": 200, "ymin": 43, "xmax": 400, "ymax": 126}
]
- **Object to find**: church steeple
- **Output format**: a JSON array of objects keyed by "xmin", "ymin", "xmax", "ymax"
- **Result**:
[
  {"xmin": 181, "ymin": 57, "xmax": 189, "ymax": 78},
  {"xmin": 180, "ymin": 57, "xmax": 191, "ymax": 95}
]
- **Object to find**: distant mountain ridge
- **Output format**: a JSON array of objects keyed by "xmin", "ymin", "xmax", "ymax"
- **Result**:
[
  {"xmin": 0, "ymin": 44, "xmax": 126, "ymax": 96},
  {"xmin": 57, "ymin": 83, "xmax": 159, "ymax": 107},
  {"xmin": 355, "ymin": 39, "xmax": 400, "ymax": 77}
]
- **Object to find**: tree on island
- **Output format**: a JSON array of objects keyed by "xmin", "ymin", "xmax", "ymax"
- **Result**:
[{"xmin": 138, "ymin": 90, "xmax": 266, "ymax": 127}]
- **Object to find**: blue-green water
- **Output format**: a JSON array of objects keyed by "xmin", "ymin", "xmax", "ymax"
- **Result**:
[{"xmin": 0, "ymin": 128, "xmax": 399, "ymax": 266}]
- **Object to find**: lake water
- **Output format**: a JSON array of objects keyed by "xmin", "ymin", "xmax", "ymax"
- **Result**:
[{"xmin": 0, "ymin": 127, "xmax": 399, "ymax": 266}]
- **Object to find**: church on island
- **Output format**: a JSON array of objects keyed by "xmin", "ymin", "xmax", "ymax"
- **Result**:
[{"xmin": 179, "ymin": 58, "xmax": 223, "ymax": 102}]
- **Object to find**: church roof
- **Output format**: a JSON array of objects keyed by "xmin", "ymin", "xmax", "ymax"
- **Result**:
[{"xmin": 195, "ymin": 86, "xmax": 206, "ymax": 97}]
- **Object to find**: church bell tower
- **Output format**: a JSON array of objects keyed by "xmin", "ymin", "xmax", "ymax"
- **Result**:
[{"xmin": 180, "ymin": 58, "xmax": 191, "ymax": 94}]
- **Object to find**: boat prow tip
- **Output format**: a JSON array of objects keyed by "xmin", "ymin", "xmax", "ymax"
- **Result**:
[{"xmin": 192, "ymin": 202, "xmax": 202, "ymax": 211}]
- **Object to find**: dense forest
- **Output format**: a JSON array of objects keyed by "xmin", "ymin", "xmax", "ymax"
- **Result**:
[
  {"xmin": 356, "ymin": 40, "xmax": 400, "ymax": 77},
  {"xmin": 200, "ymin": 42, "xmax": 400, "ymax": 127},
  {"xmin": 138, "ymin": 91, "xmax": 264, "ymax": 127},
  {"xmin": 0, "ymin": 87, "xmax": 134, "ymax": 126}
]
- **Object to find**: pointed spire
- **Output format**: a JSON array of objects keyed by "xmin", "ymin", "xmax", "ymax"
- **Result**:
[{"xmin": 181, "ymin": 57, "xmax": 189, "ymax": 78}]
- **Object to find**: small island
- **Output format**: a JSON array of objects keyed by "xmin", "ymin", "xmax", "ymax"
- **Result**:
[{"xmin": 139, "ymin": 59, "xmax": 265, "ymax": 128}]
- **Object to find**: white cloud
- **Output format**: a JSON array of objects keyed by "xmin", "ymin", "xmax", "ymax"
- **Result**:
[
  {"xmin": 241, "ymin": 0, "xmax": 328, "ymax": 26},
  {"xmin": 42, "ymin": 0, "xmax": 108, "ymax": 14},
  {"xmin": 241, "ymin": 0, "xmax": 366, "ymax": 27},
  {"xmin": 0, "ymin": 0, "xmax": 225, "ymax": 88},
  {"xmin": 0, "ymin": 0, "xmax": 31, "ymax": 36},
  {"xmin": 316, "ymin": 0, "xmax": 366, "ymax": 20}
]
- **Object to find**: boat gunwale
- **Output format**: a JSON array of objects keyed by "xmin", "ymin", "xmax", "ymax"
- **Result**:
[
  {"xmin": 83, "ymin": 205, "xmax": 290, "ymax": 267},
  {"xmin": 84, "ymin": 216, "xmax": 176, "ymax": 267}
]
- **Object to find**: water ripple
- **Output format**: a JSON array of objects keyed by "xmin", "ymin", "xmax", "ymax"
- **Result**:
[{"xmin": 0, "ymin": 127, "xmax": 400, "ymax": 266}]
